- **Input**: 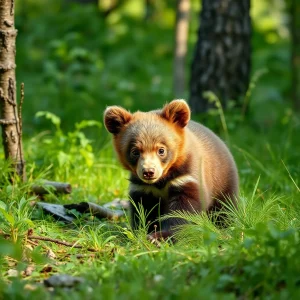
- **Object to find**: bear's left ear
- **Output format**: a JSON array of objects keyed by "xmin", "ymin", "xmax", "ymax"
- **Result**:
[
  {"xmin": 161, "ymin": 99, "xmax": 190, "ymax": 128},
  {"xmin": 104, "ymin": 106, "xmax": 132, "ymax": 135}
]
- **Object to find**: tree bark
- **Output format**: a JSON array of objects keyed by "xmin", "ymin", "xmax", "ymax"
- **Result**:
[
  {"xmin": 189, "ymin": 0, "xmax": 251, "ymax": 113},
  {"xmin": 173, "ymin": 0, "xmax": 190, "ymax": 98},
  {"xmin": 0, "ymin": 0, "xmax": 25, "ymax": 180},
  {"xmin": 291, "ymin": 0, "xmax": 300, "ymax": 111}
]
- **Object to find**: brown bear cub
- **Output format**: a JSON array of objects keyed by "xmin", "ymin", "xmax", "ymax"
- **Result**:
[{"xmin": 104, "ymin": 100, "xmax": 238, "ymax": 241}]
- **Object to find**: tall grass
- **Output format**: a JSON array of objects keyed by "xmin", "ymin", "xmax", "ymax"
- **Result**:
[
  {"xmin": 1, "ymin": 80, "xmax": 299, "ymax": 298},
  {"xmin": 1, "ymin": 112, "xmax": 299, "ymax": 298},
  {"xmin": 0, "ymin": 0, "xmax": 298, "ymax": 297}
]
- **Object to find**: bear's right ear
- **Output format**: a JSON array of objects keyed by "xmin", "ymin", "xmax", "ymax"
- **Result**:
[
  {"xmin": 161, "ymin": 99, "xmax": 190, "ymax": 128},
  {"xmin": 104, "ymin": 106, "xmax": 132, "ymax": 135}
]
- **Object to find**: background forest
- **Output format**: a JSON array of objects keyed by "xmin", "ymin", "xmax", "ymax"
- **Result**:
[{"xmin": 0, "ymin": 0, "xmax": 299, "ymax": 298}]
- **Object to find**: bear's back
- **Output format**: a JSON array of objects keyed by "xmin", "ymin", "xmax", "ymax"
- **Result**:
[{"xmin": 186, "ymin": 120, "xmax": 239, "ymax": 207}]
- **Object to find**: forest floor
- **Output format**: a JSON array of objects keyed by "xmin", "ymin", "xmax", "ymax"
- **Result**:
[
  {"xmin": 1, "ymin": 111, "xmax": 299, "ymax": 299},
  {"xmin": 1, "ymin": 1, "xmax": 299, "ymax": 298}
]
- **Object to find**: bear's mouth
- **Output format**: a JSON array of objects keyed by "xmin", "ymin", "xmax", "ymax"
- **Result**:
[{"xmin": 140, "ymin": 177, "xmax": 159, "ymax": 184}]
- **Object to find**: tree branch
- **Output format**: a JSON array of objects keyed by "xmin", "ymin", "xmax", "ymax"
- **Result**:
[{"xmin": 27, "ymin": 230, "xmax": 96, "ymax": 252}]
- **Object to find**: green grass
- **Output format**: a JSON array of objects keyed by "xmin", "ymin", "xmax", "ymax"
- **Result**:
[
  {"xmin": 1, "ymin": 0, "xmax": 299, "ymax": 298},
  {"xmin": 0, "ymin": 110, "xmax": 299, "ymax": 299}
]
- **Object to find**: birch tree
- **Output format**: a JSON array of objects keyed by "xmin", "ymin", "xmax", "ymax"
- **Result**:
[
  {"xmin": 0, "ymin": 0, "xmax": 25, "ymax": 180},
  {"xmin": 173, "ymin": 0, "xmax": 190, "ymax": 98}
]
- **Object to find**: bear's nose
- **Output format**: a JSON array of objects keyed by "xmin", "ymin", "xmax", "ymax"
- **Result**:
[{"xmin": 143, "ymin": 168, "xmax": 155, "ymax": 179}]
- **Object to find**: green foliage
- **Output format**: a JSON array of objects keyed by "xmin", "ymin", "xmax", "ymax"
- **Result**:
[
  {"xmin": 1, "ymin": 115, "xmax": 299, "ymax": 299},
  {"xmin": 11, "ymin": 0, "xmax": 294, "ymax": 144},
  {"xmin": 15, "ymin": 0, "xmax": 176, "ymax": 137},
  {"xmin": 33, "ymin": 111, "xmax": 101, "ymax": 173},
  {"xmin": 75, "ymin": 223, "xmax": 118, "ymax": 251},
  {"xmin": 0, "ymin": 0, "xmax": 299, "ymax": 298},
  {"xmin": 0, "ymin": 197, "xmax": 34, "ymax": 243},
  {"xmin": 22, "ymin": 111, "xmax": 129, "ymax": 201},
  {"xmin": 0, "ymin": 179, "xmax": 37, "ymax": 243}
]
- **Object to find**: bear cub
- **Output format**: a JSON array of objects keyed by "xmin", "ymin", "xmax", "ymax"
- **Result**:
[{"xmin": 104, "ymin": 100, "xmax": 238, "ymax": 240}]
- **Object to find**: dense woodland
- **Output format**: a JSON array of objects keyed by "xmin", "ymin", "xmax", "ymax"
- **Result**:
[{"xmin": 0, "ymin": 0, "xmax": 299, "ymax": 298}]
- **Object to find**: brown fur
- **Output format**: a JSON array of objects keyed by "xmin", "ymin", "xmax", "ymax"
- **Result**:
[{"xmin": 104, "ymin": 100, "xmax": 238, "ymax": 240}]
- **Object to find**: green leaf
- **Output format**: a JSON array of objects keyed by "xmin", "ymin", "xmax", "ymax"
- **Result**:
[
  {"xmin": 0, "ymin": 208, "xmax": 15, "ymax": 226},
  {"xmin": 35, "ymin": 111, "xmax": 61, "ymax": 129},
  {"xmin": 57, "ymin": 151, "xmax": 71, "ymax": 167},
  {"xmin": 0, "ymin": 200, "xmax": 7, "ymax": 210},
  {"xmin": 75, "ymin": 120, "xmax": 102, "ymax": 130}
]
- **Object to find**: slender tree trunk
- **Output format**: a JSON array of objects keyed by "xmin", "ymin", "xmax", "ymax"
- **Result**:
[
  {"xmin": 0, "ymin": 0, "xmax": 25, "ymax": 180},
  {"xmin": 144, "ymin": 0, "xmax": 154, "ymax": 21},
  {"xmin": 189, "ymin": 0, "xmax": 251, "ymax": 113},
  {"xmin": 173, "ymin": 0, "xmax": 190, "ymax": 98},
  {"xmin": 291, "ymin": 0, "xmax": 300, "ymax": 111}
]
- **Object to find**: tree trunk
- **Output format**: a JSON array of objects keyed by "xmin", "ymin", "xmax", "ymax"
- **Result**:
[
  {"xmin": 189, "ymin": 0, "xmax": 251, "ymax": 113},
  {"xmin": 173, "ymin": 0, "xmax": 190, "ymax": 98},
  {"xmin": 0, "ymin": 0, "xmax": 25, "ymax": 180},
  {"xmin": 291, "ymin": 0, "xmax": 300, "ymax": 111},
  {"xmin": 144, "ymin": 0, "xmax": 154, "ymax": 21}
]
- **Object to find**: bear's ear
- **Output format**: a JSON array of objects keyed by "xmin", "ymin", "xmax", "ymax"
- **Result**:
[
  {"xmin": 161, "ymin": 99, "xmax": 190, "ymax": 128},
  {"xmin": 104, "ymin": 106, "xmax": 132, "ymax": 135}
]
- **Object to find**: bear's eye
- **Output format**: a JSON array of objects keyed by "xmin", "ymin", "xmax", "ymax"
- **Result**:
[
  {"xmin": 158, "ymin": 148, "xmax": 166, "ymax": 156},
  {"xmin": 131, "ymin": 149, "xmax": 140, "ymax": 158}
]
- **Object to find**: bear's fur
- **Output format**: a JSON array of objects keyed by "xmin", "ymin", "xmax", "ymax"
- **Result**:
[{"xmin": 104, "ymin": 100, "xmax": 238, "ymax": 240}]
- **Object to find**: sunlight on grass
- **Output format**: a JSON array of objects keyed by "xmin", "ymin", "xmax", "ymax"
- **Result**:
[
  {"xmin": 1, "ymin": 101, "xmax": 299, "ymax": 298},
  {"xmin": 0, "ymin": 0, "xmax": 299, "ymax": 297}
]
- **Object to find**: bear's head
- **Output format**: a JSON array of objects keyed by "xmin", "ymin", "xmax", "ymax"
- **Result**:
[{"xmin": 104, "ymin": 100, "xmax": 190, "ymax": 183}]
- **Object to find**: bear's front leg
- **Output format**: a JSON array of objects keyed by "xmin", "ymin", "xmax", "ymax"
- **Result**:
[
  {"xmin": 148, "ymin": 183, "xmax": 203, "ymax": 243},
  {"xmin": 129, "ymin": 190, "xmax": 166, "ymax": 233}
]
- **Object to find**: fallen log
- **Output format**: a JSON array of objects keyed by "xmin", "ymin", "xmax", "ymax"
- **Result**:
[
  {"xmin": 36, "ymin": 200, "xmax": 127, "ymax": 223},
  {"xmin": 32, "ymin": 180, "xmax": 72, "ymax": 195},
  {"xmin": 64, "ymin": 202, "xmax": 125, "ymax": 220}
]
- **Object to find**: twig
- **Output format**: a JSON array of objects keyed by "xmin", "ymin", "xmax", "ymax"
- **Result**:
[
  {"xmin": 66, "ymin": 253, "xmax": 96, "ymax": 259},
  {"xmin": 27, "ymin": 231, "xmax": 96, "ymax": 252},
  {"xmin": 27, "ymin": 239, "xmax": 39, "ymax": 247}
]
